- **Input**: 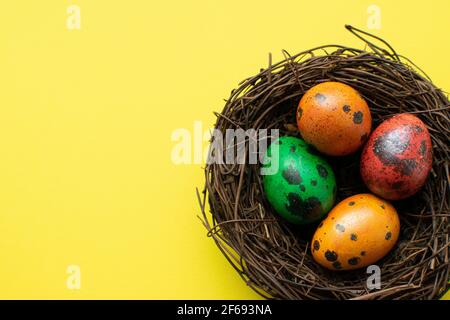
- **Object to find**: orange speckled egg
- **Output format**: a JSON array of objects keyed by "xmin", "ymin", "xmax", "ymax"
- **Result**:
[
  {"xmin": 311, "ymin": 194, "xmax": 400, "ymax": 271},
  {"xmin": 297, "ymin": 82, "xmax": 372, "ymax": 156}
]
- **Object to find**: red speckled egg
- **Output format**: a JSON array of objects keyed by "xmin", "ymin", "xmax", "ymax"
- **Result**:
[{"xmin": 360, "ymin": 113, "xmax": 432, "ymax": 200}]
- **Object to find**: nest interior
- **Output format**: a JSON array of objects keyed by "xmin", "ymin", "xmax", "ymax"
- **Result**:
[{"xmin": 198, "ymin": 26, "xmax": 450, "ymax": 300}]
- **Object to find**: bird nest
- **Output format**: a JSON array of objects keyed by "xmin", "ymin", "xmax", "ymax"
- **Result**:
[{"xmin": 197, "ymin": 26, "xmax": 449, "ymax": 300}]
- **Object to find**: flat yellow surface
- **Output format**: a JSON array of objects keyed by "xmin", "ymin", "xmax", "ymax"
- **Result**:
[{"xmin": 0, "ymin": 0, "xmax": 448, "ymax": 299}]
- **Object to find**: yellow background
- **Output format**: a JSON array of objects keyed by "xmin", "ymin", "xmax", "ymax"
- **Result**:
[{"xmin": 0, "ymin": 0, "xmax": 448, "ymax": 299}]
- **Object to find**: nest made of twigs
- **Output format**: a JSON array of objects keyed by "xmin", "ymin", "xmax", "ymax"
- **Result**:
[{"xmin": 197, "ymin": 25, "xmax": 450, "ymax": 300}]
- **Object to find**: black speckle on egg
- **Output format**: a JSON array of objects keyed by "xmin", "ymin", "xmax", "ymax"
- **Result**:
[
  {"xmin": 412, "ymin": 125, "xmax": 423, "ymax": 133},
  {"xmin": 361, "ymin": 251, "xmax": 366, "ymax": 256},
  {"xmin": 297, "ymin": 107, "xmax": 303, "ymax": 120},
  {"xmin": 290, "ymin": 145, "xmax": 296, "ymax": 153},
  {"xmin": 311, "ymin": 179, "xmax": 317, "ymax": 186},
  {"xmin": 385, "ymin": 231, "xmax": 392, "ymax": 240},
  {"xmin": 419, "ymin": 140, "xmax": 427, "ymax": 156},
  {"xmin": 315, "ymin": 93, "xmax": 326, "ymax": 103},
  {"xmin": 348, "ymin": 201, "xmax": 355, "ymax": 206},
  {"xmin": 373, "ymin": 129, "xmax": 409, "ymax": 163},
  {"xmin": 302, "ymin": 197, "xmax": 323, "ymax": 221},
  {"xmin": 282, "ymin": 165, "xmax": 302, "ymax": 185},
  {"xmin": 285, "ymin": 194, "xmax": 323, "ymax": 221},
  {"xmin": 318, "ymin": 222, "xmax": 323, "ymax": 228},
  {"xmin": 398, "ymin": 158, "xmax": 417, "ymax": 177},
  {"xmin": 316, "ymin": 164, "xmax": 328, "ymax": 178},
  {"xmin": 343, "ymin": 105, "xmax": 351, "ymax": 113},
  {"xmin": 335, "ymin": 224, "xmax": 345, "ymax": 232},
  {"xmin": 332, "ymin": 261, "xmax": 342, "ymax": 270},
  {"xmin": 350, "ymin": 233, "xmax": 357, "ymax": 241},
  {"xmin": 380, "ymin": 204, "xmax": 385, "ymax": 210},
  {"xmin": 391, "ymin": 181, "xmax": 403, "ymax": 190},
  {"xmin": 348, "ymin": 257, "xmax": 361, "ymax": 266},
  {"xmin": 372, "ymin": 128, "xmax": 418, "ymax": 177},
  {"xmin": 285, "ymin": 193, "xmax": 302, "ymax": 216},
  {"xmin": 353, "ymin": 111, "xmax": 363, "ymax": 124},
  {"xmin": 313, "ymin": 240, "xmax": 320, "ymax": 251},
  {"xmin": 325, "ymin": 250, "xmax": 338, "ymax": 262},
  {"xmin": 299, "ymin": 185, "xmax": 306, "ymax": 192}
]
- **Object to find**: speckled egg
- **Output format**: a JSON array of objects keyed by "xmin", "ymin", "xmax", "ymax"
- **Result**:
[
  {"xmin": 360, "ymin": 113, "xmax": 432, "ymax": 200},
  {"xmin": 311, "ymin": 194, "xmax": 400, "ymax": 271},
  {"xmin": 297, "ymin": 82, "xmax": 372, "ymax": 156},
  {"xmin": 261, "ymin": 136, "xmax": 336, "ymax": 225}
]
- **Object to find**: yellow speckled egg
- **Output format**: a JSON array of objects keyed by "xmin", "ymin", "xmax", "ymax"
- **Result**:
[
  {"xmin": 297, "ymin": 82, "xmax": 372, "ymax": 156},
  {"xmin": 311, "ymin": 193, "xmax": 400, "ymax": 271}
]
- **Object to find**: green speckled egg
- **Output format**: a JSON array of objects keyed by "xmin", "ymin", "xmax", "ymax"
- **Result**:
[{"xmin": 261, "ymin": 136, "xmax": 336, "ymax": 225}]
